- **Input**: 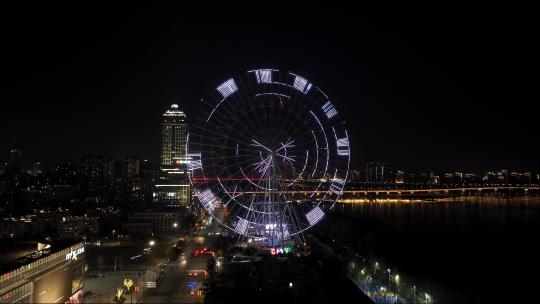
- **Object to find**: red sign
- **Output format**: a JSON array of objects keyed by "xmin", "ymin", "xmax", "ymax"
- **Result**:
[{"xmin": 68, "ymin": 290, "xmax": 83, "ymax": 304}]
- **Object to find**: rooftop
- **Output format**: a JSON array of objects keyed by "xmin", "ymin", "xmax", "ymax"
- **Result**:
[{"xmin": 0, "ymin": 239, "xmax": 82, "ymax": 274}]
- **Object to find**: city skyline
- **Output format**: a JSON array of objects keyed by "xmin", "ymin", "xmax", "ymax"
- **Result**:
[
  {"xmin": 2, "ymin": 101, "xmax": 539, "ymax": 174},
  {"xmin": 1, "ymin": 4, "xmax": 538, "ymax": 172},
  {"xmin": 1, "ymin": 4, "xmax": 539, "ymax": 303}
]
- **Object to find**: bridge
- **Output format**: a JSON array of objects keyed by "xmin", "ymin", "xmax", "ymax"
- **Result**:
[
  {"xmin": 206, "ymin": 186, "xmax": 539, "ymax": 196},
  {"xmin": 338, "ymin": 186, "xmax": 538, "ymax": 196}
]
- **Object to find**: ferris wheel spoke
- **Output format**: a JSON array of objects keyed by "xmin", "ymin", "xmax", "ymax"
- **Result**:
[{"xmin": 250, "ymin": 139, "xmax": 273, "ymax": 153}]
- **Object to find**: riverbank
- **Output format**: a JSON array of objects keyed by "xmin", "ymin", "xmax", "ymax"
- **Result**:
[{"xmin": 320, "ymin": 194, "xmax": 540, "ymax": 303}]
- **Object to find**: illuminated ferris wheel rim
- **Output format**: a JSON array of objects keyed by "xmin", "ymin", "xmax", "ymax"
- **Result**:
[{"xmin": 188, "ymin": 69, "xmax": 350, "ymax": 238}]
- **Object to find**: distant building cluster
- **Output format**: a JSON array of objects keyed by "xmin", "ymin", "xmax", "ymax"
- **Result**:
[
  {"xmin": 122, "ymin": 210, "xmax": 181, "ymax": 236},
  {"xmin": 0, "ymin": 104, "xmax": 195, "ymax": 240},
  {"xmin": 348, "ymin": 162, "xmax": 538, "ymax": 187},
  {"xmin": 0, "ymin": 151, "xmax": 158, "ymax": 214},
  {"xmin": 0, "ymin": 211, "xmax": 99, "ymax": 240}
]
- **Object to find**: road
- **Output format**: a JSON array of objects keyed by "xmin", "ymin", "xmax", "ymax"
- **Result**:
[{"xmin": 142, "ymin": 211, "xmax": 223, "ymax": 304}]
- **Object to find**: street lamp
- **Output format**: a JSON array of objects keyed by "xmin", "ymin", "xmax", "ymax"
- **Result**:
[
  {"xmin": 173, "ymin": 222, "xmax": 178, "ymax": 228},
  {"xmin": 394, "ymin": 274, "xmax": 400, "ymax": 300},
  {"xmin": 425, "ymin": 292, "xmax": 431, "ymax": 304},
  {"xmin": 149, "ymin": 240, "xmax": 155, "ymax": 246}
]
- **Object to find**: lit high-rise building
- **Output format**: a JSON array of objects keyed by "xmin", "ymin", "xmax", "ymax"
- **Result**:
[
  {"xmin": 155, "ymin": 104, "xmax": 190, "ymax": 207},
  {"xmin": 161, "ymin": 104, "xmax": 187, "ymax": 168}
]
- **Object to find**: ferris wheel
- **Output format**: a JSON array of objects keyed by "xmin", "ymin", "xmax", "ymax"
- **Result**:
[{"xmin": 188, "ymin": 69, "xmax": 350, "ymax": 246}]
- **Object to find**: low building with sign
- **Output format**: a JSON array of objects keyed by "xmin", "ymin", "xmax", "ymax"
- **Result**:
[{"xmin": 0, "ymin": 240, "xmax": 85, "ymax": 303}]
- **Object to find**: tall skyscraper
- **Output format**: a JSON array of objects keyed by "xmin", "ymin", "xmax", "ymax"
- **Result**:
[
  {"xmin": 161, "ymin": 104, "xmax": 187, "ymax": 168},
  {"xmin": 155, "ymin": 104, "xmax": 190, "ymax": 207}
]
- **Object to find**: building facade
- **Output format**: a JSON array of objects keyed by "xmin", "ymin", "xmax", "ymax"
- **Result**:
[
  {"xmin": 122, "ymin": 210, "xmax": 180, "ymax": 235},
  {"xmin": 80, "ymin": 154, "xmax": 112, "ymax": 195},
  {"xmin": 161, "ymin": 104, "xmax": 187, "ymax": 167},
  {"xmin": 0, "ymin": 241, "xmax": 85, "ymax": 304},
  {"xmin": 365, "ymin": 161, "xmax": 391, "ymax": 183},
  {"xmin": 155, "ymin": 104, "xmax": 190, "ymax": 207}
]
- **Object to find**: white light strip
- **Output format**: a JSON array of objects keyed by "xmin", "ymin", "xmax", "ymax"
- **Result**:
[
  {"xmin": 235, "ymin": 217, "xmax": 249, "ymax": 234},
  {"xmin": 276, "ymin": 138, "xmax": 295, "ymax": 152},
  {"xmin": 330, "ymin": 177, "xmax": 345, "ymax": 195},
  {"xmin": 219, "ymin": 179, "xmax": 242, "ymax": 207},
  {"xmin": 332, "ymin": 127, "xmax": 350, "ymax": 157},
  {"xmin": 253, "ymin": 155, "xmax": 272, "ymax": 175},
  {"xmin": 198, "ymin": 189, "xmax": 218, "ymax": 211},
  {"xmin": 336, "ymin": 137, "xmax": 349, "ymax": 156},
  {"xmin": 322, "ymin": 101, "xmax": 338, "ymax": 118},
  {"xmin": 311, "ymin": 130, "xmax": 319, "ymax": 178},
  {"xmin": 188, "ymin": 153, "xmax": 202, "ymax": 171},
  {"xmin": 288, "ymin": 150, "xmax": 309, "ymax": 186},
  {"xmin": 216, "ymin": 78, "xmax": 238, "ymax": 98},
  {"xmin": 155, "ymin": 185, "xmax": 191, "ymax": 187},
  {"xmin": 292, "ymin": 75, "xmax": 312, "ymax": 93},
  {"xmin": 239, "ymin": 167, "xmax": 275, "ymax": 191},
  {"xmin": 306, "ymin": 206, "xmax": 325, "ymax": 226},
  {"xmin": 253, "ymin": 69, "xmax": 272, "ymax": 83},
  {"xmin": 254, "ymin": 93, "xmax": 291, "ymax": 98},
  {"xmin": 309, "ymin": 111, "xmax": 329, "ymax": 198}
]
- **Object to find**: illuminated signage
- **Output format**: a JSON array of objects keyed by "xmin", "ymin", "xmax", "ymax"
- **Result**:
[
  {"xmin": 270, "ymin": 247, "xmax": 293, "ymax": 255},
  {"xmin": 65, "ymin": 247, "xmax": 85, "ymax": 261},
  {"xmin": 68, "ymin": 289, "xmax": 83, "ymax": 304}
]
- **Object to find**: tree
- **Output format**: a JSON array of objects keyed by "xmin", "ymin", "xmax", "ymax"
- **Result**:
[{"xmin": 203, "ymin": 256, "xmax": 218, "ymax": 296}]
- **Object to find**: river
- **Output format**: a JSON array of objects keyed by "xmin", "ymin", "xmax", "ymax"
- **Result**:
[{"xmin": 321, "ymin": 194, "xmax": 540, "ymax": 303}]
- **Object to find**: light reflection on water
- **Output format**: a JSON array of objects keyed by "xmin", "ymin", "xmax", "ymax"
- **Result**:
[{"xmin": 323, "ymin": 194, "xmax": 540, "ymax": 303}]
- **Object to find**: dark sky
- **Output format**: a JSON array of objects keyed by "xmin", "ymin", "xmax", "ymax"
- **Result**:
[{"xmin": 1, "ymin": 3, "xmax": 538, "ymax": 172}]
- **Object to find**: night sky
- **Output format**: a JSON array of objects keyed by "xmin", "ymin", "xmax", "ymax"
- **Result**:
[{"xmin": 1, "ymin": 3, "xmax": 538, "ymax": 172}]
